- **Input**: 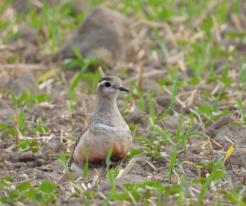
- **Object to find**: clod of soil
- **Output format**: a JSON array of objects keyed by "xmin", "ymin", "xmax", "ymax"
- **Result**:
[
  {"xmin": 56, "ymin": 6, "xmax": 135, "ymax": 68},
  {"xmin": 206, "ymin": 115, "xmax": 232, "ymax": 137},
  {"xmin": 156, "ymin": 95, "xmax": 183, "ymax": 112},
  {"xmin": 6, "ymin": 70, "xmax": 38, "ymax": 95},
  {"xmin": 214, "ymin": 125, "xmax": 246, "ymax": 148},
  {"xmin": 210, "ymin": 125, "xmax": 246, "ymax": 168},
  {"xmin": 39, "ymin": 136, "xmax": 65, "ymax": 159},
  {"xmin": 0, "ymin": 100, "xmax": 14, "ymax": 123},
  {"xmin": 126, "ymin": 110, "xmax": 149, "ymax": 127},
  {"xmin": 4, "ymin": 151, "xmax": 44, "ymax": 168},
  {"xmin": 160, "ymin": 115, "xmax": 180, "ymax": 131},
  {"xmin": 141, "ymin": 79, "xmax": 163, "ymax": 95},
  {"xmin": 229, "ymin": 148, "xmax": 246, "ymax": 168},
  {"xmin": 12, "ymin": 24, "xmax": 37, "ymax": 44}
]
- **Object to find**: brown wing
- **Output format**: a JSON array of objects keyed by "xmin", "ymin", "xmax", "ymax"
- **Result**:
[{"xmin": 67, "ymin": 127, "xmax": 88, "ymax": 169}]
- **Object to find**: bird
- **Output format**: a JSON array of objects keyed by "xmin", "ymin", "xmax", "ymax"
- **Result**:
[{"xmin": 68, "ymin": 76, "xmax": 132, "ymax": 173}]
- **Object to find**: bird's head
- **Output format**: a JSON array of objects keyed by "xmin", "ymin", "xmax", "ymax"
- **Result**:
[{"xmin": 97, "ymin": 76, "xmax": 129, "ymax": 98}]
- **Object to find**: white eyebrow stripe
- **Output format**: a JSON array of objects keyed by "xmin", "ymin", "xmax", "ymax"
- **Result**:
[{"xmin": 97, "ymin": 80, "xmax": 108, "ymax": 88}]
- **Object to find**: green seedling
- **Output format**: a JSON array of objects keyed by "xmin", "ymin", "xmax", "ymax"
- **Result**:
[
  {"xmin": 83, "ymin": 157, "xmax": 89, "ymax": 178},
  {"xmin": 239, "ymin": 64, "xmax": 246, "ymax": 83},
  {"xmin": 130, "ymin": 81, "xmax": 145, "ymax": 111},
  {"xmin": 11, "ymin": 92, "xmax": 50, "ymax": 109},
  {"xmin": 223, "ymin": 188, "xmax": 246, "ymax": 206},
  {"xmin": 193, "ymin": 160, "xmax": 225, "ymax": 205},
  {"xmin": 66, "ymin": 49, "xmax": 101, "ymax": 105},
  {"xmin": 236, "ymin": 98, "xmax": 246, "ymax": 124},
  {"xmin": 0, "ymin": 177, "xmax": 57, "ymax": 205},
  {"xmin": 103, "ymin": 168, "xmax": 119, "ymax": 205},
  {"xmin": 168, "ymin": 117, "xmax": 196, "ymax": 179},
  {"xmin": 23, "ymin": 1, "xmax": 79, "ymax": 54},
  {"xmin": 32, "ymin": 119, "xmax": 48, "ymax": 135}
]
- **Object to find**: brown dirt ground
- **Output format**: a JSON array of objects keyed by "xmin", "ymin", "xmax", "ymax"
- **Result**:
[{"xmin": 0, "ymin": 2, "xmax": 246, "ymax": 206}]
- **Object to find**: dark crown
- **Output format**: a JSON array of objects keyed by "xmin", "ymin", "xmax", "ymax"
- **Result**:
[{"xmin": 98, "ymin": 76, "xmax": 122, "ymax": 86}]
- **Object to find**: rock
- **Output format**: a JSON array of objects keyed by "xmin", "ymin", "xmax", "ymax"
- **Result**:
[
  {"xmin": 142, "ymin": 79, "xmax": 163, "ymax": 95},
  {"xmin": 160, "ymin": 115, "xmax": 180, "ymax": 131},
  {"xmin": 126, "ymin": 111, "xmax": 149, "ymax": 127},
  {"xmin": 57, "ymin": 6, "xmax": 134, "ymax": 68},
  {"xmin": 7, "ymin": 70, "xmax": 38, "ymax": 95},
  {"xmin": 40, "ymin": 136, "xmax": 65, "ymax": 159},
  {"xmin": 156, "ymin": 95, "xmax": 184, "ymax": 112},
  {"xmin": 51, "ymin": 159, "xmax": 65, "ymax": 171},
  {"xmin": 156, "ymin": 96, "xmax": 170, "ymax": 108}
]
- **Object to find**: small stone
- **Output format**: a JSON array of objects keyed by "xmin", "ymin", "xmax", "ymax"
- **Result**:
[
  {"xmin": 161, "ymin": 115, "xmax": 180, "ymax": 131},
  {"xmin": 156, "ymin": 96, "xmax": 170, "ymax": 108},
  {"xmin": 126, "ymin": 110, "xmax": 149, "ymax": 127},
  {"xmin": 40, "ymin": 136, "xmax": 65, "ymax": 159},
  {"xmin": 142, "ymin": 79, "xmax": 163, "ymax": 95},
  {"xmin": 156, "ymin": 95, "xmax": 183, "ymax": 112}
]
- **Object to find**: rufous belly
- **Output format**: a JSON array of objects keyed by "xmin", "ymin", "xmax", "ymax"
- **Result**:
[{"xmin": 73, "ymin": 124, "xmax": 131, "ymax": 165}]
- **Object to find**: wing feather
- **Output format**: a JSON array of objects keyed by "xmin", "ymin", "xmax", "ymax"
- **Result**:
[{"xmin": 67, "ymin": 127, "xmax": 88, "ymax": 169}]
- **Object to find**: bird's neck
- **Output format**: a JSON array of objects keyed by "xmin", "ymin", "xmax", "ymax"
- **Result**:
[{"xmin": 92, "ymin": 96, "xmax": 122, "ymax": 124}]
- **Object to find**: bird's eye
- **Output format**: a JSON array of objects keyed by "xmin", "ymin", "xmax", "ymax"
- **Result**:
[{"xmin": 104, "ymin": 82, "xmax": 111, "ymax": 87}]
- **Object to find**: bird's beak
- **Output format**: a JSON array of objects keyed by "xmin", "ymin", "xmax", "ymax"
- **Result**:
[{"xmin": 118, "ymin": 86, "xmax": 129, "ymax": 92}]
